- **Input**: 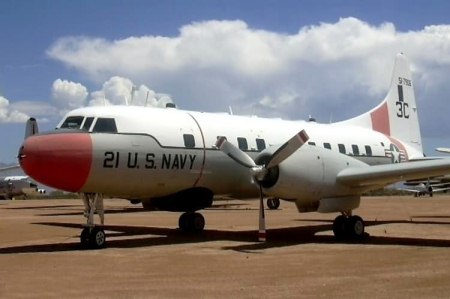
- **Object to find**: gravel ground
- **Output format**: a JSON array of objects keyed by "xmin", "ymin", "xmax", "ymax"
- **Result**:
[{"xmin": 1, "ymin": 196, "xmax": 450, "ymax": 298}]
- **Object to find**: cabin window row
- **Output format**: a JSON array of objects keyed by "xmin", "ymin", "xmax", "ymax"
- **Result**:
[
  {"xmin": 308, "ymin": 141, "xmax": 373, "ymax": 156},
  {"xmin": 183, "ymin": 134, "xmax": 266, "ymax": 151}
]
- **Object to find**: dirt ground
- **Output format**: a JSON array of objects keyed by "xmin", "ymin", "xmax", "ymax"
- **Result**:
[{"xmin": 1, "ymin": 196, "xmax": 450, "ymax": 298}]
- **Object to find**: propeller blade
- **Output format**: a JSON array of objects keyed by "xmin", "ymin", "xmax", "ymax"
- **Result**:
[
  {"xmin": 266, "ymin": 130, "xmax": 309, "ymax": 169},
  {"xmin": 258, "ymin": 184, "xmax": 266, "ymax": 242},
  {"xmin": 24, "ymin": 118, "xmax": 39, "ymax": 139},
  {"xmin": 215, "ymin": 137, "xmax": 256, "ymax": 168}
]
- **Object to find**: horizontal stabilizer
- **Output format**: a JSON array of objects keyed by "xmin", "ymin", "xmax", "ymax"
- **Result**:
[{"xmin": 436, "ymin": 148, "xmax": 450, "ymax": 154}]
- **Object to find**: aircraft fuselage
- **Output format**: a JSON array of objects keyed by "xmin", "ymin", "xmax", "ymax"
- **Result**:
[{"xmin": 19, "ymin": 105, "xmax": 418, "ymax": 208}]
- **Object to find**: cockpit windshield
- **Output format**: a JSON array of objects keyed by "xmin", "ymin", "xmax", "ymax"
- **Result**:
[
  {"xmin": 60, "ymin": 116, "xmax": 84, "ymax": 129},
  {"xmin": 58, "ymin": 116, "xmax": 118, "ymax": 133},
  {"xmin": 92, "ymin": 118, "xmax": 117, "ymax": 133}
]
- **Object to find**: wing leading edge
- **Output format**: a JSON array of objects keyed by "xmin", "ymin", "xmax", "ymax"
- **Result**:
[{"xmin": 337, "ymin": 159, "xmax": 450, "ymax": 187}]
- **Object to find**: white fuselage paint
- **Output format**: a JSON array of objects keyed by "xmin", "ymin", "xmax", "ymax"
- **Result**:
[{"xmin": 60, "ymin": 105, "xmax": 420, "ymax": 203}]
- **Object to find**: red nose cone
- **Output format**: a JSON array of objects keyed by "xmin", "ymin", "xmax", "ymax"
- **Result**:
[{"xmin": 19, "ymin": 133, "xmax": 92, "ymax": 192}]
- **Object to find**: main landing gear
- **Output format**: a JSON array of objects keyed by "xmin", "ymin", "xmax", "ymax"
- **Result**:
[
  {"xmin": 80, "ymin": 193, "xmax": 106, "ymax": 249},
  {"xmin": 178, "ymin": 212, "xmax": 205, "ymax": 233},
  {"xmin": 332, "ymin": 213, "xmax": 365, "ymax": 240}
]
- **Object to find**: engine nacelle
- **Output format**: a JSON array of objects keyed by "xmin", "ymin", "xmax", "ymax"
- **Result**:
[{"xmin": 259, "ymin": 145, "xmax": 369, "ymax": 213}]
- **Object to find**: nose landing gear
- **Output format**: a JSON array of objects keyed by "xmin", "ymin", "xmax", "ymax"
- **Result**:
[{"xmin": 80, "ymin": 193, "xmax": 106, "ymax": 249}]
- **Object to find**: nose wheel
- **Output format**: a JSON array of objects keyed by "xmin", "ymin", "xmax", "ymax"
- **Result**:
[
  {"xmin": 80, "ymin": 193, "xmax": 106, "ymax": 249},
  {"xmin": 80, "ymin": 227, "xmax": 106, "ymax": 249}
]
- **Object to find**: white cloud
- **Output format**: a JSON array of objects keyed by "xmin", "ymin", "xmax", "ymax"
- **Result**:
[
  {"xmin": 47, "ymin": 18, "xmax": 450, "ymax": 138},
  {"xmin": 51, "ymin": 79, "xmax": 88, "ymax": 113},
  {"xmin": 0, "ymin": 96, "xmax": 29, "ymax": 123},
  {"xmin": 89, "ymin": 76, "xmax": 173, "ymax": 107}
]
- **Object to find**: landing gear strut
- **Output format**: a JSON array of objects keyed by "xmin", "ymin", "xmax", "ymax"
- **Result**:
[
  {"xmin": 178, "ymin": 212, "xmax": 205, "ymax": 233},
  {"xmin": 332, "ymin": 213, "xmax": 365, "ymax": 240},
  {"xmin": 80, "ymin": 193, "xmax": 106, "ymax": 248}
]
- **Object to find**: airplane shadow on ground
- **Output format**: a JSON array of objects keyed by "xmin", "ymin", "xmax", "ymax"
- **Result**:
[
  {"xmin": 2, "ymin": 217, "xmax": 450, "ymax": 254},
  {"xmin": 4, "ymin": 203, "xmax": 251, "ymax": 217}
]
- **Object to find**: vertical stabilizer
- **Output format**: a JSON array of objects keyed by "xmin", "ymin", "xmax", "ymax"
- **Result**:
[{"xmin": 342, "ymin": 53, "xmax": 423, "ymax": 157}]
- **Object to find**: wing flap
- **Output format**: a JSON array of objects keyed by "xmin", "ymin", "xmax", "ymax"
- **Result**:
[{"xmin": 337, "ymin": 160, "xmax": 450, "ymax": 187}]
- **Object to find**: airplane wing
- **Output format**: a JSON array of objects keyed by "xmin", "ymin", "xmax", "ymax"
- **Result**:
[
  {"xmin": 396, "ymin": 187, "xmax": 420, "ymax": 193},
  {"xmin": 0, "ymin": 164, "xmax": 21, "ymax": 172},
  {"xmin": 337, "ymin": 159, "xmax": 450, "ymax": 187},
  {"xmin": 431, "ymin": 186, "xmax": 450, "ymax": 193},
  {"xmin": 0, "ymin": 165, "xmax": 22, "ymax": 177}
]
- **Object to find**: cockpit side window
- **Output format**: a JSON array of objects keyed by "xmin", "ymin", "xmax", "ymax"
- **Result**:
[
  {"xmin": 82, "ymin": 117, "xmax": 94, "ymax": 131},
  {"xmin": 92, "ymin": 118, "xmax": 117, "ymax": 133},
  {"xmin": 60, "ymin": 116, "xmax": 84, "ymax": 129}
]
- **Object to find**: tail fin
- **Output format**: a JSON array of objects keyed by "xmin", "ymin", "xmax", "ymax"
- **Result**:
[
  {"xmin": 342, "ymin": 53, "xmax": 423, "ymax": 158},
  {"xmin": 24, "ymin": 118, "xmax": 39, "ymax": 139}
]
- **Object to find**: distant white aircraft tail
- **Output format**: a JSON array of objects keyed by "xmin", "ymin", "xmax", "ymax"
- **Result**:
[
  {"xmin": 24, "ymin": 118, "xmax": 39, "ymax": 139},
  {"xmin": 341, "ymin": 53, "xmax": 423, "ymax": 158}
]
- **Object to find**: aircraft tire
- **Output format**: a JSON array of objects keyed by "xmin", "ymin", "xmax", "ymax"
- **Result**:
[
  {"xmin": 332, "ymin": 215, "xmax": 347, "ymax": 239},
  {"xmin": 80, "ymin": 227, "xmax": 90, "ymax": 248},
  {"xmin": 179, "ymin": 213, "xmax": 190, "ymax": 232},
  {"xmin": 80, "ymin": 227, "xmax": 106, "ymax": 249},
  {"xmin": 90, "ymin": 227, "xmax": 106, "ymax": 249},
  {"xmin": 192, "ymin": 212, "xmax": 205, "ymax": 232},
  {"xmin": 346, "ymin": 215, "xmax": 365, "ymax": 240},
  {"xmin": 179, "ymin": 212, "xmax": 205, "ymax": 233},
  {"xmin": 267, "ymin": 198, "xmax": 280, "ymax": 210}
]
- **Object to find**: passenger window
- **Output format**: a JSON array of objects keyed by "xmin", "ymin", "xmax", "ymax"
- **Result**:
[
  {"xmin": 323, "ymin": 142, "xmax": 331, "ymax": 150},
  {"xmin": 256, "ymin": 138, "xmax": 266, "ymax": 151},
  {"xmin": 92, "ymin": 118, "xmax": 117, "ymax": 133},
  {"xmin": 365, "ymin": 145, "xmax": 373, "ymax": 156},
  {"xmin": 352, "ymin": 145, "xmax": 360, "ymax": 155},
  {"xmin": 308, "ymin": 142, "xmax": 316, "ymax": 146},
  {"xmin": 183, "ymin": 134, "xmax": 195, "ymax": 148},
  {"xmin": 237, "ymin": 137, "xmax": 248, "ymax": 150},
  {"xmin": 338, "ymin": 144, "xmax": 346, "ymax": 154},
  {"xmin": 82, "ymin": 117, "xmax": 94, "ymax": 131},
  {"xmin": 60, "ymin": 116, "xmax": 84, "ymax": 129}
]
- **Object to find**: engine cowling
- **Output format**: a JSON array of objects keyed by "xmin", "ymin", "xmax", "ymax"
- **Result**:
[{"xmin": 257, "ymin": 145, "xmax": 369, "ymax": 213}]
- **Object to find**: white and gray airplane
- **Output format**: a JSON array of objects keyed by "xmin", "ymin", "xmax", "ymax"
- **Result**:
[
  {"xmin": 18, "ymin": 53, "xmax": 450, "ymax": 248},
  {"xmin": 399, "ymin": 180, "xmax": 450, "ymax": 197},
  {"xmin": 0, "ymin": 173, "xmax": 41, "ymax": 199}
]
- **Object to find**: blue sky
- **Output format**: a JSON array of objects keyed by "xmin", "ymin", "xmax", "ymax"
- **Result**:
[{"xmin": 1, "ymin": 0, "xmax": 450, "ymax": 163}]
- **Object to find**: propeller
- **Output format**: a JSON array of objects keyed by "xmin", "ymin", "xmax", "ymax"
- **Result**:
[
  {"xmin": 215, "ymin": 130, "xmax": 309, "ymax": 241},
  {"xmin": 24, "ymin": 118, "xmax": 39, "ymax": 139}
]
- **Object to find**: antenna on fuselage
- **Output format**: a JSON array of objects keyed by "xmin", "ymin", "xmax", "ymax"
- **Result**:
[
  {"xmin": 130, "ymin": 85, "xmax": 137, "ymax": 105},
  {"xmin": 145, "ymin": 90, "xmax": 150, "ymax": 106},
  {"xmin": 229, "ymin": 106, "xmax": 234, "ymax": 115}
]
